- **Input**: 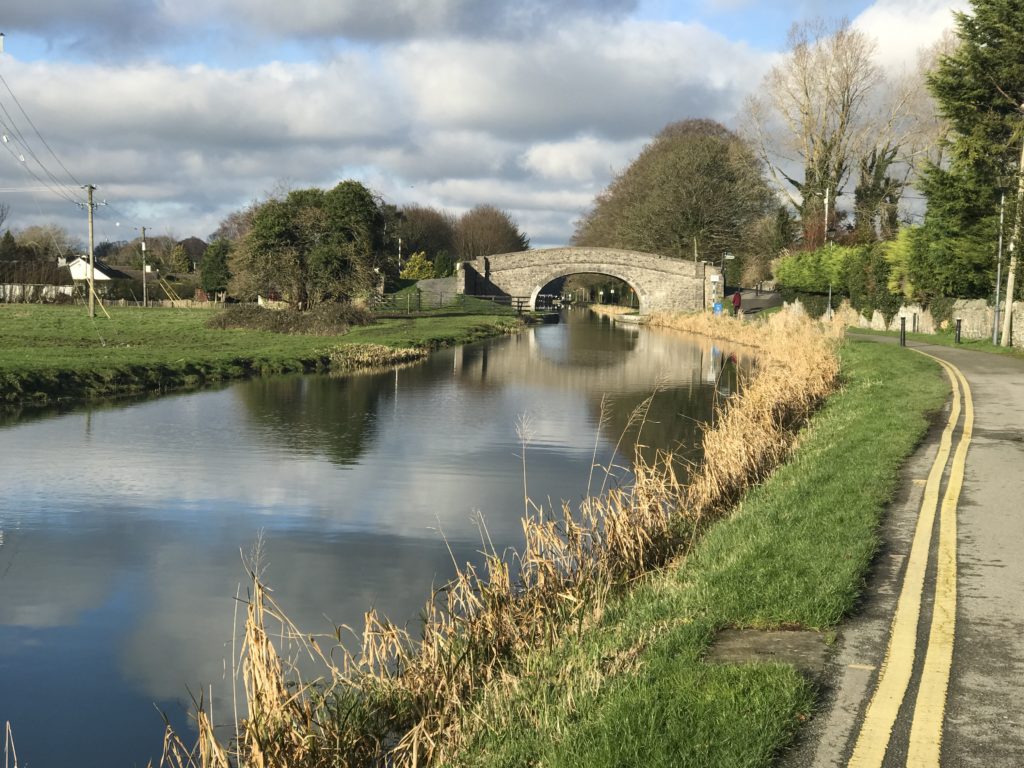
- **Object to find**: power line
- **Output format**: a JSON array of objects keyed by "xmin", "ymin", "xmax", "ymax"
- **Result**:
[
  {"xmin": 0, "ymin": 71, "xmax": 83, "ymax": 190},
  {"xmin": 0, "ymin": 108, "xmax": 84, "ymax": 204}
]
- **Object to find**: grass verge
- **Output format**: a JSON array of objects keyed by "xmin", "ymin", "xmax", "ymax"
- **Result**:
[
  {"xmin": 0, "ymin": 304, "xmax": 520, "ymax": 407},
  {"xmin": 845, "ymin": 326, "xmax": 1024, "ymax": 359},
  {"xmin": 454, "ymin": 337, "xmax": 948, "ymax": 767}
]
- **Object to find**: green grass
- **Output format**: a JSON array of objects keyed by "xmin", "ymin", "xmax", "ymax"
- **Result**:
[
  {"xmin": 846, "ymin": 326, "xmax": 1024, "ymax": 359},
  {"xmin": 456, "ymin": 339, "xmax": 948, "ymax": 767},
  {"xmin": 0, "ymin": 304, "xmax": 519, "ymax": 405}
]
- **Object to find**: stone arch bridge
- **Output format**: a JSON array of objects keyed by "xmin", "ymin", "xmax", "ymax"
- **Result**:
[{"xmin": 456, "ymin": 247, "xmax": 723, "ymax": 313}]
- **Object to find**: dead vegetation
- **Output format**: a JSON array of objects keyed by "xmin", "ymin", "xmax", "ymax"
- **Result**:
[{"xmin": 158, "ymin": 311, "xmax": 840, "ymax": 768}]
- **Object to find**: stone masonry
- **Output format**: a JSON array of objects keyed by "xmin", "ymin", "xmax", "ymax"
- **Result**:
[{"xmin": 456, "ymin": 246, "xmax": 723, "ymax": 313}]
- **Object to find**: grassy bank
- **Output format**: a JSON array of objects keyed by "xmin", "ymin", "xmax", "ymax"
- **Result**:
[
  {"xmin": 455, "ymin": 336, "xmax": 947, "ymax": 767},
  {"xmin": 154, "ymin": 316, "xmax": 947, "ymax": 767},
  {"xmin": 0, "ymin": 304, "xmax": 520, "ymax": 406}
]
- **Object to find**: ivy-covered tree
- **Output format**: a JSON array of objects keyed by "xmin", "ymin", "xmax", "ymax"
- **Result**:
[
  {"xmin": 574, "ymin": 119, "xmax": 774, "ymax": 263},
  {"xmin": 913, "ymin": 0, "xmax": 1024, "ymax": 301},
  {"xmin": 229, "ymin": 180, "xmax": 386, "ymax": 307}
]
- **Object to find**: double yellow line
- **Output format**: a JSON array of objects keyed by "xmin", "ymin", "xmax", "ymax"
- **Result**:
[{"xmin": 849, "ymin": 352, "xmax": 973, "ymax": 767}]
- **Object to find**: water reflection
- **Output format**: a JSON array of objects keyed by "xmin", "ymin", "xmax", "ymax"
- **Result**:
[{"xmin": 0, "ymin": 310, "xmax": 745, "ymax": 767}]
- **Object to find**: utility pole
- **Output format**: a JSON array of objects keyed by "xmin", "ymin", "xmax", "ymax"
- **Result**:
[
  {"xmin": 1000, "ymin": 124, "xmax": 1024, "ymax": 347},
  {"xmin": 84, "ymin": 184, "xmax": 96, "ymax": 318},
  {"xmin": 140, "ymin": 226, "xmax": 148, "ymax": 308},
  {"xmin": 824, "ymin": 186, "xmax": 831, "ymax": 246},
  {"xmin": 994, "ymin": 193, "xmax": 1005, "ymax": 345}
]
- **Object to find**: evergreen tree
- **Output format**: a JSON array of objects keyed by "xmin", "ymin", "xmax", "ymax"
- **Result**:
[
  {"xmin": 914, "ymin": 0, "xmax": 1024, "ymax": 299},
  {"xmin": 200, "ymin": 239, "xmax": 231, "ymax": 297},
  {"xmin": 0, "ymin": 230, "xmax": 18, "ymax": 261}
]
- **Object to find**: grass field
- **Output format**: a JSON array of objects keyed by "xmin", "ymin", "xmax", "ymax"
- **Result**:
[
  {"xmin": 454, "ymin": 338, "xmax": 948, "ymax": 767},
  {"xmin": 0, "ymin": 303, "xmax": 520, "ymax": 405}
]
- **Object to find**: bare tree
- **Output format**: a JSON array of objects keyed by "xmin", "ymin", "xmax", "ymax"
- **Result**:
[
  {"xmin": 0, "ymin": 202, "xmax": 8, "ymax": 231},
  {"xmin": 744, "ymin": 19, "xmax": 880, "ymax": 245},
  {"xmin": 399, "ymin": 205, "xmax": 457, "ymax": 260},
  {"xmin": 455, "ymin": 205, "xmax": 529, "ymax": 259}
]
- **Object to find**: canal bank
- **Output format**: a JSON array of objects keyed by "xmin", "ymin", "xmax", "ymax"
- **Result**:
[
  {"xmin": 157, "ymin": 312, "xmax": 914, "ymax": 767},
  {"xmin": 449, "ymin": 332, "xmax": 949, "ymax": 768},
  {"xmin": 0, "ymin": 304, "xmax": 522, "ymax": 408}
]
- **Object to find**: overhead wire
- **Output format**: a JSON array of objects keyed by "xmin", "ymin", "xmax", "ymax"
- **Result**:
[
  {"xmin": 0, "ymin": 108, "xmax": 83, "ymax": 205},
  {"xmin": 0, "ymin": 71, "xmax": 84, "ymax": 190},
  {"xmin": 0, "ymin": 61, "xmax": 90, "ymax": 210}
]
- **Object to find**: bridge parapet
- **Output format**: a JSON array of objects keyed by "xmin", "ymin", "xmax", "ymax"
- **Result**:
[{"xmin": 456, "ymin": 247, "xmax": 723, "ymax": 313}]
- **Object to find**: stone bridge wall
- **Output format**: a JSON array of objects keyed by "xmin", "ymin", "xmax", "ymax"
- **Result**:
[{"xmin": 456, "ymin": 247, "xmax": 723, "ymax": 313}]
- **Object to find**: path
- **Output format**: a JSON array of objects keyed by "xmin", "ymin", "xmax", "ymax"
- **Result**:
[{"xmin": 786, "ymin": 336, "xmax": 1024, "ymax": 767}]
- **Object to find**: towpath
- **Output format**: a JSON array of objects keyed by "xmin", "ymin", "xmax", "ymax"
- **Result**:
[{"xmin": 785, "ymin": 335, "xmax": 1024, "ymax": 767}]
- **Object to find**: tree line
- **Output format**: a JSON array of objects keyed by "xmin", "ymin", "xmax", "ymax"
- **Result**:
[{"xmin": 206, "ymin": 184, "xmax": 529, "ymax": 306}]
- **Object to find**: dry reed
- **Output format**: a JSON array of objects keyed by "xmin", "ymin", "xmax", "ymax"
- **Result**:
[
  {"xmin": 587, "ymin": 304, "xmax": 636, "ymax": 318},
  {"xmin": 159, "ymin": 311, "xmax": 839, "ymax": 768}
]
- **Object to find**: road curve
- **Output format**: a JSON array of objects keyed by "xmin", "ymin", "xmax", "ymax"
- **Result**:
[{"xmin": 784, "ymin": 336, "xmax": 1024, "ymax": 767}]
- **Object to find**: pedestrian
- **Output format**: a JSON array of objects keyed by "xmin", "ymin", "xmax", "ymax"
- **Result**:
[{"xmin": 731, "ymin": 289, "xmax": 741, "ymax": 316}]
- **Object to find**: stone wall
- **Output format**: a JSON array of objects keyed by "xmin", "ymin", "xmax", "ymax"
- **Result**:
[{"xmin": 788, "ymin": 297, "xmax": 1024, "ymax": 348}]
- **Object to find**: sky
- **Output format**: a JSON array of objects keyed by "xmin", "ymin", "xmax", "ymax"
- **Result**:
[{"xmin": 0, "ymin": 0, "xmax": 967, "ymax": 250}]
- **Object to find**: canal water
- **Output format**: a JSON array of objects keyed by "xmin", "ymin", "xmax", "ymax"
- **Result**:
[{"xmin": 0, "ymin": 310, "xmax": 739, "ymax": 767}]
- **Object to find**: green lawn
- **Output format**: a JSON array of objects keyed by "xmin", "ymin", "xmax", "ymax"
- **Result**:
[
  {"xmin": 0, "ymin": 304, "xmax": 520, "ymax": 405},
  {"xmin": 456, "ymin": 339, "xmax": 949, "ymax": 767}
]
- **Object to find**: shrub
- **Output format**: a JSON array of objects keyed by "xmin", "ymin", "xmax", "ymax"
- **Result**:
[{"xmin": 207, "ymin": 303, "xmax": 373, "ymax": 335}]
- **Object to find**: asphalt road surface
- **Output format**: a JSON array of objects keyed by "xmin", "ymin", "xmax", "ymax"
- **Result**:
[{"xmin": 784, "ymin": 336, "xmax": 1024, "ymax": 767}]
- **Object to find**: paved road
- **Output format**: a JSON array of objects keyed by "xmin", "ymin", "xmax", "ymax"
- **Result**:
[{"xmin": 785, "ymin": 336, "xmax": 1024, "ymax": 767}]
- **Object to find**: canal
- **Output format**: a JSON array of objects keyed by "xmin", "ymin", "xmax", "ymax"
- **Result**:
[{"xmin": 0, "ymin": 309, "xmax": 740, "ymax": 766}]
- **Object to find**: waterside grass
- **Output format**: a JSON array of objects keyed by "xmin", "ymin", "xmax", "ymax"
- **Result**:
[
  {"xmin": 159, "ymin": 311, "xmax": 875, "ymax": 767},
  {"xmin": 454, "ymin": 333, "xmax": 948, "ymax": 767},
  {"xmin": 0, "ymin": 304, "xmax": 520, "ymax": 407}
]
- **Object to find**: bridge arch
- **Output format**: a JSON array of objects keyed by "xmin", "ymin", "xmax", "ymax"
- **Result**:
[
  {"xmin": 457, "ymin": 246, "xmax": 721, "ymax": 313},
  {"xmin": 528, "ymin": 268, "xmax": 646, "ymax": 311}
]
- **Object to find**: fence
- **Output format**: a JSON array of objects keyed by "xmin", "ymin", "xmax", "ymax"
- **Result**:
[{"xmin": 371, "ymin": 292, "xmax": 529, "ymax": 315}]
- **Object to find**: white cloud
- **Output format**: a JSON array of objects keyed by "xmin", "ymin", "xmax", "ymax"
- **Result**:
[
  {"xmin": 854, "ymin": 0, "xmax": 968, "ymax": 73},
  {"xmin": 0, "ymin": 14, "xmax": 771, "ymax": 244},
  {"xmin": 521, "ymin": 136, "xmax": 646, "ymax": 183}
]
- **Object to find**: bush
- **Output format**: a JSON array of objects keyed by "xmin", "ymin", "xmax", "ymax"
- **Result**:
[
  {"xmin": 399, "ymin": 252, "xmax": 434, "ymax": 280},
  {"xmin": 207, "ymin": 303, "xmax": 373, "ymax": 335}
]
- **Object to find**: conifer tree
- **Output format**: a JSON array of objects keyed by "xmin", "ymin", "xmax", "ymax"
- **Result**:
[{"xmin": 914, "ymin": 0, "xmax": 1024, "ymax": 300}]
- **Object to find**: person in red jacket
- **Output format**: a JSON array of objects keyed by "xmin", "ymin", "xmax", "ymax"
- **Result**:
[{"xmin": 731, "ymin": 289, "xmax": 741, "ymax": 316}]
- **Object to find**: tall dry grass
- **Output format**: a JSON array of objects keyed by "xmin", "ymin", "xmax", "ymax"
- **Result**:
[
  {"xmin": 159, "ymin": 311, "xmax": 839, "ymax": 768},
  {"xmin": 587, "ymin": 304, "xmax": 636, "ymax": 318}
]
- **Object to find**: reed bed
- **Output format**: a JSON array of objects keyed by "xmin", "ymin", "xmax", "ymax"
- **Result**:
[
  {"xmin": 328, "ymin": 344, "xmax": 429, "ymax": 372},
  {"xmin": 159, "ymin": 311, "xmax": 840, "ymax": 768},
  {"xmin": 587, "ymin": 304, "xmax": 636, "ymax": 318}
]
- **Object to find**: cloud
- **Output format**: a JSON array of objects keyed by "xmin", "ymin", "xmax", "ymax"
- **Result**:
[
  {"xmin": 0, "ymin": 14, "xmax": 771, "ymax": 244},
  {"xmin": 853, "ymin": 0, "xmax": 968, "ymax": 72},
  {"xmin": 162, "ymin": 0, "xmax": 640, "ymax": 41},
  {"xmin": 393, "ymin": 19, "xmax": 766, "ymax": 142}
]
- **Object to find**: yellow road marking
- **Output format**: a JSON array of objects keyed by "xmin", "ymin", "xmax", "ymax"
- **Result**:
[
  {"xmin": 848, "ymin": 360, "xmax": 961, "ymax": 767},
  {"xmin": 907, "ymin": 358, "xmax": 973, "ymax": 765}
]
